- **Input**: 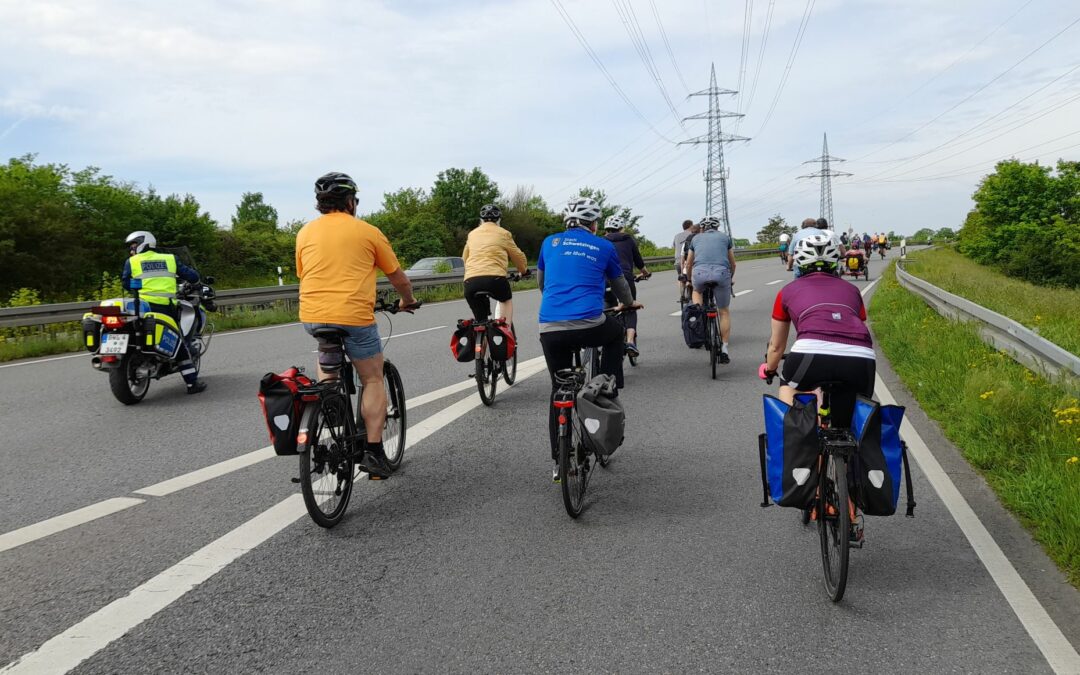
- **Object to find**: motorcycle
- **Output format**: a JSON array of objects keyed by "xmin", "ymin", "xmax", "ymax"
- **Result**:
[{"xmin": 82, "ymin": 276, "xmax": 217, "ymax": 404}]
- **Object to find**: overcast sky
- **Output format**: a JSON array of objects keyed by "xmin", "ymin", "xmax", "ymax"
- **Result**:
[{"xmin": 2, "ymin": 0, "xmax": 1078, "ymax": 245}]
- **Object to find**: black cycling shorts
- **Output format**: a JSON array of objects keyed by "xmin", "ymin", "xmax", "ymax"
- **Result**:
[
  {"xmin": 464, "ymin": 276, "xmax": 512, "ymax": 321},
  {"xmin": 781, "ymin": 352, "xmax": 875, "ymax": 428}
]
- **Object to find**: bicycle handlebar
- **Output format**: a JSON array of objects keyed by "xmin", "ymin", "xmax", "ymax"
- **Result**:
[{"xmin": 375, "ymin": 299, "xmax": 423, "ymax": 314}]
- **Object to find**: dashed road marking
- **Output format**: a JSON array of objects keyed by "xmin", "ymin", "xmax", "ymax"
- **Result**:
[
  {"xmin": 766, "ymin": 279, "xmax": 784, "ymax": 285},
  {"xmin": 0, "ymin": 498, "xmax": 145, "ymax": 554},
  {"xmin": 733, "ymin": 289, "xmax": 754, "ymax": 297}
]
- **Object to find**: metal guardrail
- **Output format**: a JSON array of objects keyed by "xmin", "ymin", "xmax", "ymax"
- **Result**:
[
  {"xmin": 0, "ymin": 249, "xmax": 778, "ymax": 329},
  {"xmin": 896, "ymin": 260, "xmax": 1080, "ymax": 385}
]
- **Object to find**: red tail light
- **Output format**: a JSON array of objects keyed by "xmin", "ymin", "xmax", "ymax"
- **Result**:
[
  {"xmin": 103, "ymin": 315, "xmax": 125, "ymax": 328},
  {"xmin": 553, "ymin": 400, "xmax": 574, "ymax": 409},
  {"xmin": 101, "ymin": 355, "xmax": 119, "ymax": 363}
]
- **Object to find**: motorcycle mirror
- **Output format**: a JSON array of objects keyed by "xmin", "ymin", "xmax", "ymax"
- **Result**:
[{"xmin": 204, "ymin": 276, "xmax": 215, "ymax": 285}]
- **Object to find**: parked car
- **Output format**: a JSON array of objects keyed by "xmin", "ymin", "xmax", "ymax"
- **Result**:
[{"xmin": 404, "ymin": 257, "xmax": 466, "ymax": 277}]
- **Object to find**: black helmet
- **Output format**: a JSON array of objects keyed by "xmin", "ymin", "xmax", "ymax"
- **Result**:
[
  {"xmin": 816, "ymin": 217, "xmax": 829, "ymax": 229},
  {"xmin": 314, "ymin": 172, "xmax": 358, "ymax": 197},
  {"xmin": 480, "ymin": 204, "xmax": 502, "ymax": 221}
]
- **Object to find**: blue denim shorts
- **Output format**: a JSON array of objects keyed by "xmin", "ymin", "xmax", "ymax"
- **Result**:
[{"xmin": 303, "ymin": 322, "xmax": 382, "ymax": 361}]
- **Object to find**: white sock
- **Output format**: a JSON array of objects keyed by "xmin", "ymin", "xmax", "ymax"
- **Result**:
[{"xmin": 722, "ymin": 342, "xmax": 729, "ymax": 353}]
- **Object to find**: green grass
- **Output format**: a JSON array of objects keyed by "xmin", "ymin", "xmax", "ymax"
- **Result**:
[
  {"xmin": 903, "ymin": 247, "xmax": 1080, "ymax": 356},
  {"xmin": 871, "ymin": 262, "xmax": 1080, "ymax": 586}
]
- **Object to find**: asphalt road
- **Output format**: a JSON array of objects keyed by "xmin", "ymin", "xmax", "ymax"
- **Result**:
[{"xmin": 1, "ymin": 251, "xmax": 1078, "ymax": 673}]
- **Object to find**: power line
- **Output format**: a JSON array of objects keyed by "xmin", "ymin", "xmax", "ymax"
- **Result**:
[
  {"xmin": 648, "ymin": 0, "xmax": 690, "ymax": 95},
  {"xmin": 850, "ymin": 14, "xmax": 1080, "ymax": 162},
  {"xmin": 753, "ymin": 0, "xmax": 815, "ymax": 137},
  {"xmin": 549, "ymin": 0, "xmax": 677, "ymax": 143},
  {"xmin": 611, "ymin": 0, "xmax": 685, "ymax": 132},
  {"xmin": 739, "ymin": 0, "xmax": 776, "ymax": 127},
  {"xmin": 845, "ymin": 0, "xmax": 1036, "ymax": 138},
  {"xmin": 735, "ymin": 0, "xmax": 755, "ymax": 116}
]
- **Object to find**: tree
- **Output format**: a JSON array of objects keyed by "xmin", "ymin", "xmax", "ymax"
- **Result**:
[
  {"xmin": 395, "ymin": 223, "xmax": 445, "ymax": 266},
  {"xmin": 231, "ymin": 192, "xmax": 279, "ymax": 236},
  {"xmin": 756, "ymin": 214, "xmax": 795, "ymax": 244},
  {"xmin": 733, "ymin": 238, "xmax": 751, "ymax": 247},
  {"xmin": 934, "ymin": 227, "xmax": 955, "ymax": 241},
  {"xmin": 431, "ymin": 167, "xmax": 500, "ymax": 252},
  {"xmin": 500, "ymin": 186, "xmax": 561, "ymax": 258},
  {"xmin": 911, "ymin": 228, "xmax": 935, "ymax": 242},
  {"xmin": 568, "ymin": 186, "xmax": 658, "ymax": 250}
]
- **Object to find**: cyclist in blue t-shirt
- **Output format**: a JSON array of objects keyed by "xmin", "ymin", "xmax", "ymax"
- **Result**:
[{"xmin": 537, "ymin": 196, "xmax": 643, "ymax": 481}]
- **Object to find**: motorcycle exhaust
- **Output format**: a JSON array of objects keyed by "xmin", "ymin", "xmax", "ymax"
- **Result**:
[{"xmin": 91, "ymin": 356, "xmax": 103, "ymax": 370}]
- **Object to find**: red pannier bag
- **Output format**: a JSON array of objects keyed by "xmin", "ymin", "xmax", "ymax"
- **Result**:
[
  {"xmin": 451, "ymin": 319, "xmax": 476, "ymax": 362},
  {"xmin": 258, "ymin": 367, "xmax": 315, "ymax": 456},
  {"xmin": 486, "ymin": 319, "xmax": 516, "ymax": 361}
]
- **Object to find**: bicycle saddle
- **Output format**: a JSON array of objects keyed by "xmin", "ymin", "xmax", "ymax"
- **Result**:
[
  {"xmin": 311, "ymin": 327, "xmax": 349, "ymax": 341},
  {"xmin": 704, "ymin": 281, "xmax": 720, "ymax": 288}
]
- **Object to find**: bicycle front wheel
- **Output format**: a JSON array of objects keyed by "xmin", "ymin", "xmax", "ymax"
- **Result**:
[
  {"xmin": 818, "ymin": 453, "xmax": 851, "ymax": 602},
  {"xmin": 298, "ymin": 394, "xmax": 355, "ymax": 528},
  {"xmin": 476, "ymin": 350, "xmax": 497, "ymax": 406},
  {"xmin": 383, "ymin": 360, "xmax": 407, "ymax": 470},
  {"xmin": 502, "ymin": 324, "xmax": 517, "ymax": 385}
]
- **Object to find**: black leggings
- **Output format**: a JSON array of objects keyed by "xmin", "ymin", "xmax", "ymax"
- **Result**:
[
  {"xmin": 464, "ymin": 276, "xmax": 512, "ymax": 321},
  {"xmin": 780, "ymin": 352, "xmax": 875, "ymax": 428},
  {"xmin": 603, "ymin": 274, "xmax": 638, "ymax": 331},
  {"xmin": 539, "ymin": 316, "xmax": 624, "ymax": 458}
]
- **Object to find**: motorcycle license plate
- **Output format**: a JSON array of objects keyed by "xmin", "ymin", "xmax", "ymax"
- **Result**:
[{"xmin": 100, "ymin": 333, "xmax": 129, "ymax": 354}]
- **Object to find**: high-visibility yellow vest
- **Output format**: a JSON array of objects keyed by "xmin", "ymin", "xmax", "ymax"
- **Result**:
[{"xmin": 129, "ymin": 251, "xmax": 178, "ymax": 304}]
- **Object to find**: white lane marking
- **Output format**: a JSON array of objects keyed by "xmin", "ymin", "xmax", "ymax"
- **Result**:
[
  {"xmin": 861, "ymin": 278, "xmax": 880, "ymax": 296},
  {"xmin": 137, "ymin": 355, "xmax": 546, "ymax": 497},
  {"xmin": 134, "ymin": 449, "xmax": 277, "ymax": 497},
  {"xmin": 0, "ymin": 498, "xmax": 144, "ymax": 554},
  {"xmin": 383, "ymin": 325, "xmax": 445, "ymax": 341},
  {"xmin": 0, "ymin": 353, "xmax": 84, "ymax": 369},
  {"xmin": 1, "ymin": 364, "xmax": 550, "ymax": 675},
  {"xmin": 669, "ymin": 310, "xmax": 681, "ymax": 317},
  {"xmin": 874, "ymin": 376, "xmax": 1080, "ymax": 674},
  {"xmin": 766, "ymin": 279, "xmax": 784, "ymax": 285},
  {"xmin": 733, "ymin": 289, "xmax": 754, "ymax": 297}
]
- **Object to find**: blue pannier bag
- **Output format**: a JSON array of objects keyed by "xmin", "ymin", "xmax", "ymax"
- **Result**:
[
  {"xmin": 851, "ymin": 395, "xmax": 916, "ymax": 517},
  {"xmin": 758, "ymin": 394, "xmax": 820, "ymax": 508}
]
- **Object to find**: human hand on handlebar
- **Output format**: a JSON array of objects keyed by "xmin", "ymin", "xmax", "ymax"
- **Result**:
[{"xmin": 758, "ymin": 362, "xmax": 777, "ymax": 384}]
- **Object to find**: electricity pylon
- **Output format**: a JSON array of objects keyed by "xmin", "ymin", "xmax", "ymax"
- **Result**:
[
  {"xmin": 798, "ymin": 133, "xmax": 852, "ymax": 228},
  {"xmin": 679, "ymin": 63, "xmax": 749, "ymax": 238}
]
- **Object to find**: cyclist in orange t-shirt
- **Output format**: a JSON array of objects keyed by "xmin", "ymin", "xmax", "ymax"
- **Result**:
[{"xmin": 295, "ymin": 172, "xmax": 418, "ymax": 478}]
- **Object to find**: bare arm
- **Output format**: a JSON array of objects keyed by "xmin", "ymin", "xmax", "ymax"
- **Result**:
[
  {"xmin": 728, "ymin": 248, "xmax": 736, "ymax": 278},
  {"xmin": 385, "ymin": 268, "xmax": 417, "ymax": 307},
  {"xmin": 685, "ymin": 251, "xmax": 695, "ymax": 273},
  {"xmin": 766, "ymin": 319, "xmax": 790, "ymax": 372}
]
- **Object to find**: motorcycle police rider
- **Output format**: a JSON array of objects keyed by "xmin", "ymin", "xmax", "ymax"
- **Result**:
[{"xmin": 121, "ymin": 231, "xmax": 207, "ymax": 394}]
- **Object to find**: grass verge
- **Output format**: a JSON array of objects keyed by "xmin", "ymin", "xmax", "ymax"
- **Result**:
[
  {"xmin": 903, "ymin": 247, "xmax": 1080, "ymax": 356},
  {"xmin": 871, "ymin": 262, "xmax": 1080, "ymax": 586}
]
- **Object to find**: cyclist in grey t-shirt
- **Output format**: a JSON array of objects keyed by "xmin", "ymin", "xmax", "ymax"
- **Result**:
[{"xmin": 685, "ymin": 215, "xmax": 736, "ymax": 363}]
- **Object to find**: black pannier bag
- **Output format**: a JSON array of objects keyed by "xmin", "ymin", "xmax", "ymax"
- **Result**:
[
  {"xmin": 682, "ymin": 303, "xmax": 706, "ymax": 348},
  {"xmin": 486, "ymin": 320, "xmax": 516, "ymax": 361},
  {"xmin": 576, "ymin": 374, "xmax": 626, "ymax": 457},
  {"xmin": 451, "ymin": 319, "xmax": 476, "ymax": 362},
  {"xmin": 258, "ymin": 367, "xmax": 315, "ymax": 456},
  {"xmin": 759, "ymin": 393, "xmax": 820, "ymax": 508}
]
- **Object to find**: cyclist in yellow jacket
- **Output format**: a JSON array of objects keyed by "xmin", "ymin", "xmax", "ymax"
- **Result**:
[{"xmin": 462, "ymin": 204, "xmax": 530, "ymax": 326}]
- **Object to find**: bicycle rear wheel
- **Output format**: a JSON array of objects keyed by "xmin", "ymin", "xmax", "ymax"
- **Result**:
[
  {"xmin": 298, "ymin": 394, "xmax": 355, "ymax": 528},
  {"xmin": 559, "ymin": 412, "xmax": 589, "ymax": 518},
  {"xmin": 708, "ymin": 316, "xmax": 718, "ymax": 380},
  {"xmin": 476, "ymin": 343, "xmax": 498, "ymax": 406},
  {"xmin": 502, "ymin": 324, "xmax": 517, "ymax": 385},
  {"xmin": 382, "ymin": 360, "xmax": 407, "ymax": 470},
  {"xmin": 818, "ymin": 453, "xmax": 851, "ymax": 602}
]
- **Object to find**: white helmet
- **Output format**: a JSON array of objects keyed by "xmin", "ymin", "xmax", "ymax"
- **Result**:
[
  {"xmin": 792, "ymin": 233, "xmax": 841, "ymax": 272},
  {"xmin": 779, "ymin": 233, "xmax": 790, "ymax": 243},
  {"xmin": 125, "ymin": 231, "xmax": 157, "ymax": 254},
  {"xmin": 564, "ymin": 197, "xmax": 602, "ymax": 227},
  {"xmin": 603, "ymin": 215, "xmax": 625, "ymax": 231},
  {"xmin": 699, "ymin": 215, "xmax": 721, "ymax": 231}
]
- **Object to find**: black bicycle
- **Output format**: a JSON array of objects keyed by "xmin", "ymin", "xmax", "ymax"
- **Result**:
[
  {"xmin": 295, "ymin": 298, "xmax": 419, "ymax": 528},
  {"xmin": 761, "ymin": 371, "xmax": 860, "ymax": 602},
  {"xmin": 468, "ymin": 271, "xmax": 526, "ymax": 406},
  {"xmin": 701, "ymin": 282, "xmax": 727, "ymax": 380}
]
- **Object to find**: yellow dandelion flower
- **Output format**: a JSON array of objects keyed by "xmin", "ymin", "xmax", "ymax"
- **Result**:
[
  {"xmin": 1068, "ymin": 456, "xmax": 1079, "ymax": 465},
  {"xmin": 980, "ymin": 391, "xmax": 995, "ymax": 400}
]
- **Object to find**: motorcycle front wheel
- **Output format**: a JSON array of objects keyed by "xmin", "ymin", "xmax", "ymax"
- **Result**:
[{"xmin": 109, "ymin": 353, "xmax": 151, "ymax": 405}]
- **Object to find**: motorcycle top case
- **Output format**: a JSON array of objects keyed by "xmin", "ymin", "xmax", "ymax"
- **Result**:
[
  {"xmin": 681, "ymin": 303, "xmax": 706, "ymax": 349},
  {"xmin": 851, "ymin": 395, "xmax": 907, "ymax": 516},
  {"xmin": 258, "ymin": 367, "xmax": 315, "ymax": 456},
  {"xmin": 451, "ymin": 319, "xmax": 476, "ymax": 362},
  {"xmin": 760, "ymin": 394, "xmax": 820, "ymax": 508},
  {"xmin": 486, "ymin": 319, "xmax": 516, "ymax": 361}
]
